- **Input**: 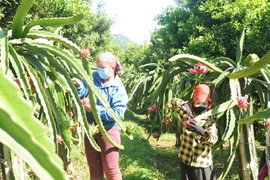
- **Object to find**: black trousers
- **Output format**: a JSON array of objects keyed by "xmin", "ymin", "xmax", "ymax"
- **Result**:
[{"xmin": 180, "ymin": 161, "xmax": 217, "ymax": 180}]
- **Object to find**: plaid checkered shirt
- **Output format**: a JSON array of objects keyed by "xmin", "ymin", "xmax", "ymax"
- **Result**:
[{"xmin": 179, "ymin": 117, "xmax": 218, "ymax": 168}]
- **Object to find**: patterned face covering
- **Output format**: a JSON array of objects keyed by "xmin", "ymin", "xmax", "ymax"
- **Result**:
[{"xmin": 97, "ymin": 68, "xmax": 110, "ymax": 79}]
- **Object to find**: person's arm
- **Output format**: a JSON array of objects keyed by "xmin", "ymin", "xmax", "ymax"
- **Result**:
[
  {"xmin": 98, "ymin": 85, "xmax": 128, "ymax": 121},
  {"xmin": 186, "ymin": 119, "xmax": 218, "ymax": 145},
  {"xmin": 76, "ymin": 81, "xmax": 89, "ymax": 98},
  {"xmin": 72, "ymin": 78, "xmax": 88, "ymax": 98},
  {"xmin": 201, "ymin": 121, "xmax": 218, "ymax": 145},
  {"xmin": 72, "ymin": 78, "xmax": 91, "ymax": 111}
]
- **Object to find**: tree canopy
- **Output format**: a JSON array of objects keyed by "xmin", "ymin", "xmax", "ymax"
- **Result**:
[
  {"xmin": 0, "ymin": 0, "xmax": 115, "ymax": 58},
  {"xmin": 150, "ymin": 0, "xmax": 270, "ymax": 61}
]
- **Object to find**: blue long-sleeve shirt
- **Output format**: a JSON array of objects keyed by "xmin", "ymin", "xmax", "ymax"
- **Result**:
[{"xmin": 77, "ymin": 71, "xmax": 128, "ymax": 130}]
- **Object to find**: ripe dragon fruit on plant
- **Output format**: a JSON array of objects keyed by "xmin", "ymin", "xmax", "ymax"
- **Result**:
[
  {"xmin": 266, "ymin": 119, "xmax": 270, "ymax": 127},
  {"xmin": 236, "ymin": 95, "xmax": 249, "ymax": 109},
  {"xmin": 79, "ymin": 48, "xmax": 89, "ymax": 57},
  {"xmin": 164, "ymin": 116, "xmax": 172, "ymax": 124},
  {"xmin": 56, "ymin": 135, "xmax": 63, "ymax": 144},
  {"xmin": 195, "ymin": 63, "xmax": 208, "ymax": 74},
  {"xmin": 189, "ymin": 63, "xmax": 208, "ymax": 75},
  {"xmin": 147, "ymin": 104, "xmax": 157, "ymax": 113},
  {"xmin": 189, "ymin": 68, "xmax": 197, "ymax": 75}
]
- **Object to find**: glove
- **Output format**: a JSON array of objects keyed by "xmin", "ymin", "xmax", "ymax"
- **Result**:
[
  {"xmin": 71, "ymin": 78, "xmax": 82, "ymax": 89},
  {"xmin": 186, "ymin": 119, "xmax": 206, "ymax": 136}
]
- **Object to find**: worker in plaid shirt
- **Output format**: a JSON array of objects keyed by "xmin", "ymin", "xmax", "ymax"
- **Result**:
[{"xmin": 179, "ymin": 84, "xmax": 218, "ymax": 180}]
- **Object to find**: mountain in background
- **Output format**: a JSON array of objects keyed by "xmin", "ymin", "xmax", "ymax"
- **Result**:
[{"xmin": 113, "ymin": 34, "xmax": 136, "ymax": 49}]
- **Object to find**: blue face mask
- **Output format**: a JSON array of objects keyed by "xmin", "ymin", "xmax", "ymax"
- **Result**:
[{"xmin": 97, "ymin": 68, "xmax": 110, "ymax": 79}]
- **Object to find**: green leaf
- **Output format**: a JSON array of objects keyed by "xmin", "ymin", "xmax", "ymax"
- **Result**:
[
  {"xmin": 238, "ymin": 108, "xmax": 270, "ymax": 124},
  {"xmin": 218, "ymin": 124, "xmax": 241, "ymax": 180},
  {"xmin": 228, "ymin": 50, "xmax": 270, "ymax": 79},
  {"xmin": 236, "ymin": 28, "xmax": 245, "ymax": 64},
  {"xmin": 27, "ymin": 30, "xmax": 81, "ymax": 53},
  {"xmin": 169, "ymin": 54, "xmax": 224, "ymax": 73},
  {"xmin": 11, "ymin": 0, "xmax": 34, "ymax": 38},
  {"xmin": 22, "ymin": 14, "xmax": 84, "ymax": 37},
  {"xmin": 20, "ymin": 56, "xmax": 59, "ymax": 148},
  {"xmin": 128, "ymin": 77, "xmax": 151, "ymax": 102},
  {"xmin": 260, "ymin": 68, "xmax": 270, "ymax": 83},
  {"xmin": 229, "ymin": 79, "xmax": 240, "ymax": 99},
  {"xmin": 54, "ymin": 83, "xmax": 72, "ymax": 150},
  {"xmin": 241, "ymin": 54, "xmax": 259, "ymax": 67},
  {"xmin": 0, "ymin": 68, "xmax": 67, "ymax": 180},
  {"xmin": 8, "ymin": 45, "xmax": 32, "ymax": 101},
  {"xmin": 210, "ymin": 57, "xmax": 236, "ymax": 68},
  {"xmin": 0, "ymin": 28, "xmax": 7, "ymax": 38},
  {"xmin": 212, "ymin": 71, "xmax": 230, "ymax": 86},
  {"xmin": 222, "ymin": 107, "xmax": 237, "ymax": 141},
  {"xmin": 195, "ymin": 100, "xmax": 235, "ymax": 120},
  {"xmin": 251, "ymin": 81, "xmax": 265, "ymax": 110},
  {"xmin": 0, "ymin": 29, "xmax": 8, "ymax": 73}
]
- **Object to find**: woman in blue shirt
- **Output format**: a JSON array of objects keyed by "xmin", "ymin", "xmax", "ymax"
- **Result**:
[{"xmin": 73, "ymin": 52, "xmax": 128, "ymax": 180}]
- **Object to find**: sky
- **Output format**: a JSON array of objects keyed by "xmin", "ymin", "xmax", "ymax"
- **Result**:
[{"xmin": 92, "ymin": 0, "xmax": 176, "ymax": 44}]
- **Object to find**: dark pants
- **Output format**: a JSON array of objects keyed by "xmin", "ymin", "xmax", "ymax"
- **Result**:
[
  {"xmin": 180, "ymin": 161, "xmax": 217, "ymax": 180},
  {"xmin": 84, "ymin": 126, "xmax": 122, "ymax": 180}
]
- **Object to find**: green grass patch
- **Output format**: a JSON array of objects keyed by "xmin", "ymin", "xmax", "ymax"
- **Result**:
[
  {"xmin": 69, "ymin": 143, "xmax": 90, "ymax": 179},
  {"xmin": 121, "ymin": 109, "xmax": 180, "ymax": 180}
]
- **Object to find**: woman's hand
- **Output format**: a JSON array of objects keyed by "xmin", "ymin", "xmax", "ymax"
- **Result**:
[
  {"xmin": 84, "ymin": 106, "xmax": 92, "ymax": 112},
  {"xmin": 186, "ymin": 119, "xmax": 206, "ymax": 136},
  {"xmin": 71, "ymin": 78, "xmax": 82, "ymax": 88},
  {"xmin": 81, "ymin": 97, "xmax": 91, "ymax": 112}
]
